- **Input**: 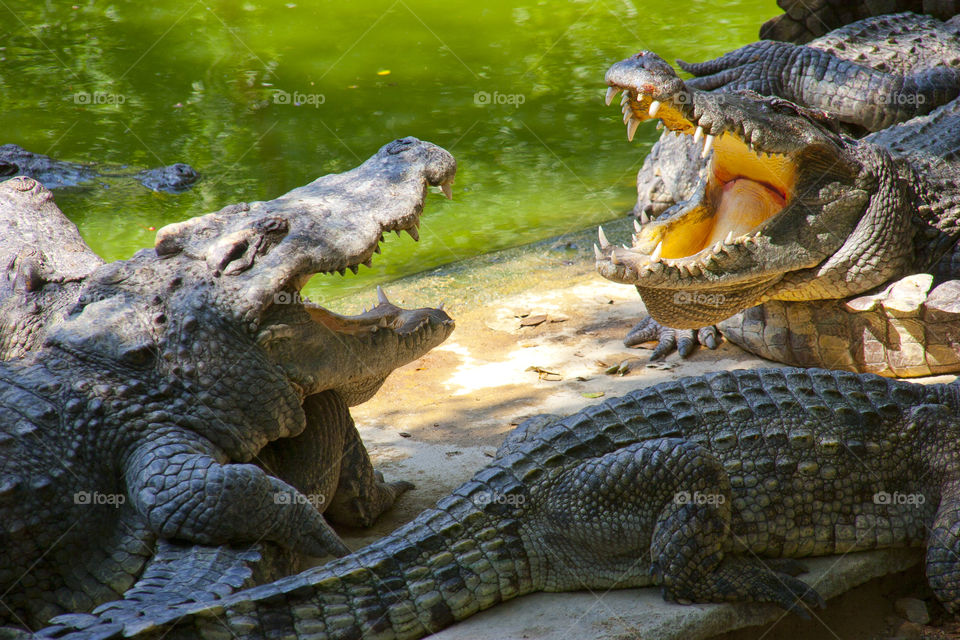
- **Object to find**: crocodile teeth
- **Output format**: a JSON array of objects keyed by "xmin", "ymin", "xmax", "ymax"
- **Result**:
[
  {"xmin": 693, "ymin": 125, "xmax": 704, "ymax": 143},
  {"xmin": 648, "ymin": 100, "xmax": 661, "ymax": 117},
  {"xmin": 633, "ymin": 219, "xmax": 642, "ymax": 233},
  {"xmin": 724, "ymin": 230, "xmax": 734, "ymax": 245},
  {"xmin": 713, "ymin": 241, "xmax": 723, "ymax": 253},
  {"xmin": 406, "ymin": 227, "xmax": 419, "ymax": 241},
  {"xmin": 655, "ymin": 121, "xmax": 663, "ymax": 131},
  {"xmin": 377, "ymin": 285, "xmax": 391, "ymax": 305},
  {"xmin": 362, "ymin": 258, "xmax": 372, "ymax": 268},
  {"xmin": 620, "ymin": 92, "xmax": 630, "ymax": 106},
  {"xmin": 639, "ymin": 210, "xmax": 650, "ymax": 224},
  {"xmin": 605, "ymin": 86, "xmax": 620, "ymax": 106},
  {"xmin": 374, "ymin": 244, "xmax": 381, "ymax": 254},
  {"xmin": 598, "ymin": 226, "xmax": 610, "ymax": 250},
  {"xmin": 627, "ymin": 117, "xmax": 640, "ymax": 141},
  {"xmin": 349, "ymin": 265, "xmax": 359, "ymax": 275},
  {"xmin": 594, "ymin": 243, "xmax": 603, "ymax": 260},
  {"xmin": 701, "ymin": 134, "xmax": 715, "ymax": 158},
  {"xmin": 650, "ymin": 241, "xmax": 663, "ymax": 262},
  {"xmin": 440, "ymin": 181, "xmax": 453, "ymax": 199}
]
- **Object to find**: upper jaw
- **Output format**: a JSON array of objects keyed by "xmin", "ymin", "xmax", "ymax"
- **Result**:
[
  {"xmin": 598, "ymin": 51, "xmax": 851, "ymax": 292},
  {"xmin": 153, "ymin": 137, "xmax": 456, "ymax": 324}
]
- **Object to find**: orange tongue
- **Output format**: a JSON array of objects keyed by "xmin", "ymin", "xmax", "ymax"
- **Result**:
[{"xmin": 705, "ymin": 178, "xmax": 784, "ymax": 246}]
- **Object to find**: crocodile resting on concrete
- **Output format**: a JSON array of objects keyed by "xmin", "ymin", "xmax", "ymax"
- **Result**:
[
  {"xmin": 0, "ymin": 144, "xmax": 199, "ymax": 193},
  {"xmin": 37, "ymin": 366, "xmax": 960, "ymax": 639},
  {"xmin": 596, "ymin": 11, "xmax": 960, "ymax": 376},
  {"xmin": 0, "ymin": 137, "xmax": 456, "ymax": 632}
]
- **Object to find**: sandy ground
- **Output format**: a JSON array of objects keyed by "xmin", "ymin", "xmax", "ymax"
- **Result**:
[{"xmin": 330, "ymin": 218, "xmax": 959, "ymax": 639}]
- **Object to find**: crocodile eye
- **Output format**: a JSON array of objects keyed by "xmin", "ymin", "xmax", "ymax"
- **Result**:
[{"xmin": 120, "ymin": 343, "xmax": 157, "ymax": 367}]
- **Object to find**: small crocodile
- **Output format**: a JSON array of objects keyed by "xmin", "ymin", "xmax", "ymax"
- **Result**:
[
  {"xmin": 0, "ymin": 137, "xmax": 456, "ymax": 631},
  {"xmin": 0, "ymin": 144, "xmax": 199, "ymax": 193},
  {"xmin": 37, "ymin": 367, "xmax": 960, "ymax": 639},
  {"xmin": 595, "ymin": 13, "xmax": 960, "ymax": 376}
]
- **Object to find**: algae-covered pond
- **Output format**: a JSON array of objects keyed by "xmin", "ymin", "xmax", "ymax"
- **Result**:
[{"xmin": 0, "ymin": 0, "xmax": 777, "ymax": 302}]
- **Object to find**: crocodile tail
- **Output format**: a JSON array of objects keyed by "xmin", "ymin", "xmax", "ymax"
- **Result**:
[
  {"xmin": 759, "ymin": 0, "xmax": 960, "ymax": 44},
  {"xmin": 719, "ymin": 275, "xmax": 960, "ymax": 377},
  {"xmin": 37, "ymin": 496, "xmax": 531, "ymax": 640}
]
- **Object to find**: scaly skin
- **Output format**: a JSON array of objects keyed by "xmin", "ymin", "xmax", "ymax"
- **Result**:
[
  {"xmin": 598, "ymin": 36, "xmax": 960, "ymax": 375},
  {"xmin": 0, "ymin": 137, "xmax": 456, "ymax": 631},
  {"xmin": 38, "ymin": 367, "xmax": 960, "ymax": 639},
  {"xmin": 0, "ymin": 144, "xmax": 199, "ymax": 192}
]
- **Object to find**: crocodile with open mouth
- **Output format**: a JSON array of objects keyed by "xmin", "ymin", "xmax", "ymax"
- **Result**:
[
  {"xmin": 0, "ymin": 137, "xmax": 455, "ymax": 632},
  {"xmin": 596, "ymin": 16, "xmax": 960, "ymax": 376}
]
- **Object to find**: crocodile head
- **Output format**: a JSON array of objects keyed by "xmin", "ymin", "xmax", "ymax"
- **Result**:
[
  {"xmin": 47, "ymin": 138, "xmax": 455, "ymax": 437},
  {"xmin": 597, "ymin": 52, "xmax": 914, "ymax": 328}
]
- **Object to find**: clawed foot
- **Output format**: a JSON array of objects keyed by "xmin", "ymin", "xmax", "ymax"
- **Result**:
[{"xmin": 624, "ymin": 316, "xmax": 720, "ymax": 360}]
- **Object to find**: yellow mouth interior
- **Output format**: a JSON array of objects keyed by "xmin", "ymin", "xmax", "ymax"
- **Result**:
[{"xmin": 620, "ymin": 94, "xmax": 797, "ymax": 260}]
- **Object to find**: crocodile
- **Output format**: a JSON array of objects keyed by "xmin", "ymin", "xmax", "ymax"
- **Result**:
[
  {"xmin": 0, "ymin": 136, "xmax": 456, "ymax": 632},
  {"xmin": 595, "ymin": 11, "xmax": 960, "ymax": 376},
  {"xmin": 0, "ymin": 144, "xmax": 199, "ymax": 193},
  {"xmin": 36, "ymin": 366, "xmax": 960, "ymax": 639}
]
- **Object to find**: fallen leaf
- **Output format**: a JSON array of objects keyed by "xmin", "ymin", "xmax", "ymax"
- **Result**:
[
  {"xmin": 398, "ymin": 431, "xmax": 411, "ymax": 438},
  {"xmin": 520, "ymin": 314, "xmax": 547, "ymax": 327},
  {"xmin": 581, "ymin": 391, "xmax": 605, "ymax": 398},
  {"xmin": 513, "ymin": 309, "xmax": 531, "ymax": 318},
  {"xmin": 377, "ymin": 69, "xmax": 391, "ymax": 76},
  {"xmin": 549, "ymin": 316, "xmax": 568, "ymax": 323}
]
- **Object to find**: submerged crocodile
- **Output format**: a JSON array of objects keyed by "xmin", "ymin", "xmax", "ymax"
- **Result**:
[
  {"xmin": 0, "ymin": 137, "xmax": 456, "ymax": 631},
  {"xmin": 596, "ymin": 11, "xmax": 960, "ymax": 376},
  {"xmin": 0, "ymin": 144, "xmax": 199, "ymax": 192},
  {"xmin": 38, "ymin": 367, "xmax": 960, "ymax": 639}
]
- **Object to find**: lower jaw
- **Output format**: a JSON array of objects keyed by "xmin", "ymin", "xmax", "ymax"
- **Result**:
[{"xmin": 636, "ymin": 278, "xmax": 780, "ymax": 328}]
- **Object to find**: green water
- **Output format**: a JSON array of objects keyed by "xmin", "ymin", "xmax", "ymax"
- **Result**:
[{"xmin": 0, "ymin": 0, "xmax": 777, "ymax": 304}]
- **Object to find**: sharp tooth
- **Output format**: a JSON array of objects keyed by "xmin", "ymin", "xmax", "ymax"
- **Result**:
[
  {"xmin": 640, "ymin": 210, "xmax": 650, "ymax": 224},
  {"xmin": 650, "ymin": 241, "xmax": 663, "ymax": 262},
  {"xmin": 648, "ymin": 100, "xmax": 661, "ymax": 118},
  {"xmin": 598, "ymin": 226, "xmax": 610, "ymax": 249},
  {"xmin": 713, "ymin": 241, "xmax": 722, "ymax": 253},
  {"xmin": 655, "ymin": 121, "xmax": 663, "ymax": 131},
  {"xmin": 701, "ymin": 134, "xmax": 715, "ymax": 158},
  {"xmin": 593, "ymin": 243, "xmax": 603, "ymax": 260},
  {"xmin": 605, "ymin": 86, "xmax": 620, "ymax": 106},
  {"xmin": 693, "ymin": 126, "xmax": 704, "ymax": 143},
  {"xmin": 610, "ymin": 251, "xmax": 621, "ymax": 265},
  {"xmin": 620, "ymin": 93, "xmax": 630, "ymax": 106},
  {"xmin": 374, "ymin": 244, "xmax": 381, "ymax": 254},
  {"xmin": 362, "ymin": 258, "xmax": 372, "ymax": 267},
  {"xmin": 338, "ymin": 268, "xmax": 346, "ymax": 276},
  {"xmin": 406, "ymin": 227, "xmax": 419, "ymax": 241},
  {"xmin": 633, "ymin": 219, "xmax": 642, "ymax": 232},
  {"xmin": 378, "ymin": 317, "xmax": 389, "ymax": 328},
  {"xmin": 440, "ymin": 182, "xmax": 453, "ymax": 199},
  {"xmin": 377, "ymin": 285, "xmax": 390, "ymax": 305},
  {"xmin": 438, "ymin": 301, "xmax": 445, "ymax": 310},
  {"xmin": 724, "ymin": 231, "xmax": 734, "ymax": 244},
  {"xmin": 623, "ymin": 109, "xmax": 632, "ymax": 124},
  {"xmin": 627, "ymin": 117, "xmax": 640, "ymax": 141},
  {"xmin": 349, "ymin": 265, "xmax": 359, "ymax": 275}
]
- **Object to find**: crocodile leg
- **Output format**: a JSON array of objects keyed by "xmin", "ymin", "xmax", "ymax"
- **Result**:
[
  {"xmin": 256, "ymin": 390, "xmax": 413, "ymax": 529},
  {"xmin": 123, "ymin": 429, "xmax": 350, "ymax": 559},
  {"xmin": 624, "ymin": 313, "xmax": 720, "ymax": 361}
]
